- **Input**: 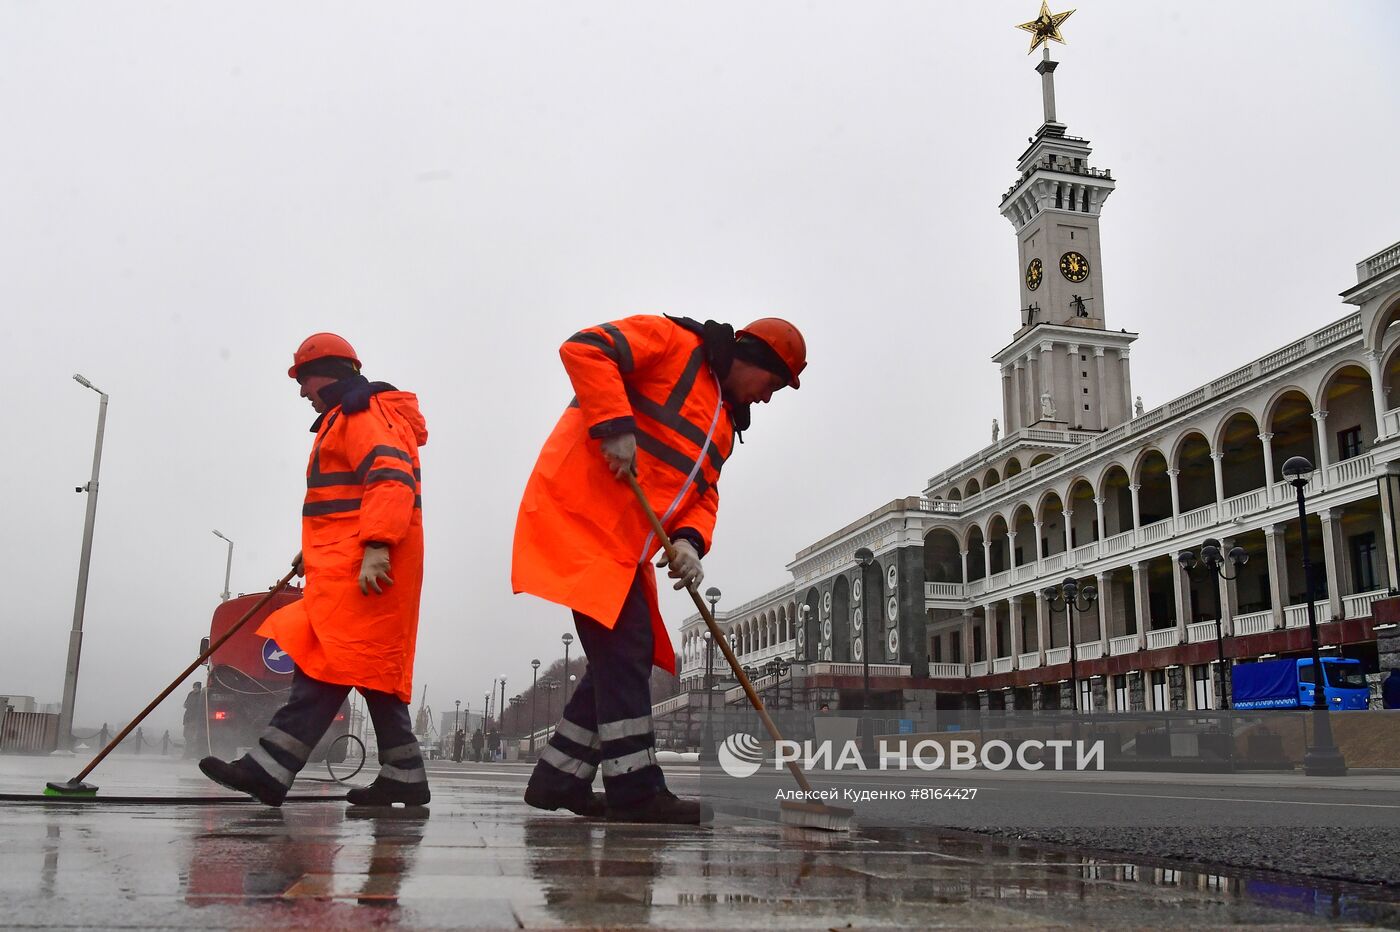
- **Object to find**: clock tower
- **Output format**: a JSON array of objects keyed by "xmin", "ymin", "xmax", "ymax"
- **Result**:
[{"xmin": 994, "ymin": 5, "xmax": 1136, "ymax": 433}]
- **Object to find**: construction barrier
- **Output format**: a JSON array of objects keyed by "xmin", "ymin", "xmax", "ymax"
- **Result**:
[{"xmin": 0, "ymin": 709, "xmax": 60, "ymax": 754}]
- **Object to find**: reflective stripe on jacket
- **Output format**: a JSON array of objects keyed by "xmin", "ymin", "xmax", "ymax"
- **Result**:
[
  {"xmin": 259, "ymin": 391, "xmax": 428, "ymax": 702},
  {"xmin": 512, "ymin": 315, "xmax": 736, "ymax": 674}
]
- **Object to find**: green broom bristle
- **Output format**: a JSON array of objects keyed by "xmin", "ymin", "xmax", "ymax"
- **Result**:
[{"xmin": 44, "ymin": 781, "xmax": 98, "ymax": 798}]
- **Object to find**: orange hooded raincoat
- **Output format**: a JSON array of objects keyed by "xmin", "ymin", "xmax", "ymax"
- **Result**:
[
  {"xmin": 259, "ymin": 391, "xmax": 428, "ymax": 703},
  {"xmin": 513, "ymin": 315, "xmax": 736, "ymax": 674}
]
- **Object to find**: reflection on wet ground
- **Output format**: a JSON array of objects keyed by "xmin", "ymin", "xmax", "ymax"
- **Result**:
[{"xmin": 1, "ymin": 757, "xmax": 1397, "ymax": 928}]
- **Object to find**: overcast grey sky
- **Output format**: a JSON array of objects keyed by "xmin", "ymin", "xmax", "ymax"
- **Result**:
[{"xmin": 3, "ymin": 2, "xmax": 1397, "ymax": 734}]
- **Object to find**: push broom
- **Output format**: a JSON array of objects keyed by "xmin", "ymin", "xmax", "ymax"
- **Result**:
[
  {"xmin": 626, "ymin": 472, "xmax": 852, "ymax": 832},
  {"xmin": 45, "ymin": 566, "xmax": 300, "ymax": 798}
]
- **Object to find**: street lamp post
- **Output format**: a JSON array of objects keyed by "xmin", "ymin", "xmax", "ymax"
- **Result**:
[
  {"xmin": 1176, "ymin": 539, "xmax": 1249, "ymax": 709},
  {"xmin": 541, "ymin": 676, "xmax": 559, "ymax": 724},
  {"xmin": 484, "ymin": 691, "xmax": 492, "ymax": 729},
  {"xmin": 701, "ymin": 587, "xmax": 721, "ymax": 761},
  {"xmin": 212, "ymin": 530, "xmax": 234, "ymax": 602},
  {"xmin": 530, "ymin": 658, "xmax": 541, "ymax": 754},
  {"xmin": 498, "ymin": 675, "xmax": 507, "ymax": 739},
  {"xmin": 454, "ymin": 699, "xmax": 462, "ymax": 761},
  {"xmin": 561, "ymin": 632, "xmax": 574, "ymax": 706},
  {"xmin": 1044, "ymin": 577, "xmax": 1098, "ymax": 711},
  {"xmin": 57, "ymin": 374, "xmax": 109, "ymax": 751},
  {"xmin": 1282, "ymin": 456, "xmax": 1348, "ymax": 776}
]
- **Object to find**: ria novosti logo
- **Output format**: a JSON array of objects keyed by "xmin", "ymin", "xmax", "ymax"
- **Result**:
[
  {"xmin": 717, "ymin": 733, "xmax": 765, "ymax": 778},
  {"xmin": 713, "ymin": 732, "xmax": 1105, "ymax": 777}
]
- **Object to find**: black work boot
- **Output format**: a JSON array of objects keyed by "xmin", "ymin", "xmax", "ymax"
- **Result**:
[
  {"xmin": 199, "ymin": 756, "xmax": 287, "ymax": 807},
  {"xmin": 346, "ymin": 777, "xmax": 431, "ymax": 807},
  {"xmin": 607, "ymin": 789, "xmax": 712, "ymax": 825},
  {"xmin": 524, "ymin": 784, "xmax": 607, "ymax": 818}
]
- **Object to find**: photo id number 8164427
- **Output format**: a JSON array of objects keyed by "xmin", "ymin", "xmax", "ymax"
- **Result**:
[{"xmin": 911, "ymin": 788, "xmax": 978, "ymax": 801}]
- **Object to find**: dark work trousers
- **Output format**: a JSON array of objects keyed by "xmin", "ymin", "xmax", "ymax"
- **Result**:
[
  {"xmin": 242, "ymin": 666, "xmax": 426, "ymax": 793},
  {"xmin": 528, "ymin": 565, "xmax": 666, "ymax": 807}
]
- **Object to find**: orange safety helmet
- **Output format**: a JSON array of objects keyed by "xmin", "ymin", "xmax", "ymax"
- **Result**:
[
  {"xmin": 736, "ymin": 318, "xmax": 806, "ymax": 389},
  {"xmin": 288, "ymin": 332, "xmax": 361, "ymax": 379}
]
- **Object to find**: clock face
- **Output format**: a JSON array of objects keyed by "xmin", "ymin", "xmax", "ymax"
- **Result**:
[
  {"xmin": 1025, "ymin": 258, "xmax": 1043, "ymax": 291},
  {"xmin": 1059, "ymin": 251, "xmax": 1090, "ymax": 283}
]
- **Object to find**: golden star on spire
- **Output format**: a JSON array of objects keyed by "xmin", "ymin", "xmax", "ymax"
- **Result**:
[{"xmin": 1016, "ymin": 1, "xmax": 1074, "ymax": 54}]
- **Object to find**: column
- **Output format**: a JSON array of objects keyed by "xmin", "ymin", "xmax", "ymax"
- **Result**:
[
  {"xmin": 1312, "ymin": 410, "xmax": 1331, "ymax": 489},
  {"xmin": 986, "ymin": 602, "xmax": 1001, "ymax": 660},
  {"xmin": 1007, "ymin": 530, "xmax": 1020, "ymax": 568},
  {"xmin": 1010, "ymin": 596, "xmax": 1025, "ymax": 662},
  {"xmin": 1171, "ymin": 556, "xmax": 1189, "ymax": 641},
  {"xmin": 1259, "ymin": 432, "xmax": 1276, "ymax": 495},
  {"xmin": 1033, "ymin": 521, "xmax": 1045, "ymax": 561},
  {"xmin": 1319, "ymin": 508, "xmax": 1345, "ymax": 621},
  {"xmin": 1220, "ymin": 536, "xmax": 1240, "ymax": 636},
  {"xmin": 959, "ymin": 549, "xmax": 969, "ymax": 586},
  {"xmin": 1094, "ymin": 346, "xmax": 1110, "ymax": 428},
  {"xmin": 1210, "ymin": 451, "xmax": 1226, "ymax": 504},
  {"xmin": 1264, "ymin": 524, "xmax": 1287, "ymax": 629},
  {"xmin": 1366, "ymin": 349, "xmax": 1389, "ymax": 435},
  {"xmin": 1065, "ymin": 343, "xmax": 1080, "ymax": 429},
  {"xmin": 1002, "ymin": 365, "xmax": 1017, "ymax": 435},
  {"xmin": 1096, "ymin": 570, "xmax": 1113, "ymax": 641},
  {"xmin": 960, "ymin": 610, "xmax": 974, "ymax": 665},
  {"xmin": 982, "ymin": 540, "xmax": 993, "ymax": 579},
  {"xmin": 1040, "ymin": 340, "xmax": 1057, "ymax": 419},
  {"xmin": 1094, "ymin": 496, "xmax": 1107, "ymax": 543},
  {"xmin": 1132, "ymin": 561, "xmax": 1150, "ymax": 648},
  {"xmin": 1035, "ymin": 590, "xmax": 1050, "ymax": 657},
  {"xmin": 1117, "ymin": 348, "xmax": 1133, "ymax": 419},
  {"xmin": 1027, "ymin": 351, "xmax": 1041, "ymax": 424},
  {"xmin": 1128, "ymin": 483, "xmax": 1142, "ymax": 531},
  {"xmin": 1062, "ymin": 509, "xmax": 1074, "ymax": 555},
  {"xmin": 1167, "ymin": 468, "xmax": 1182, "ymax": 528}
]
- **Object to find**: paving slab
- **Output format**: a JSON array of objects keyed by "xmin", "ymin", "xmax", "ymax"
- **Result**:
[{"xmin": 0, "ymin": 755, "xmax": 1397, "ymax": 928}]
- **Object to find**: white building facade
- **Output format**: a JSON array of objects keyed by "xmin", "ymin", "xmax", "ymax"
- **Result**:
[{"xmin": 678, "ymin": 45, "xmax": 1400, "ymax": 714}]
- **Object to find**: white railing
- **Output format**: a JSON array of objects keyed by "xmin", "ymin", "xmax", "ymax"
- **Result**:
[
  {"xmin": 1233, "ymin": 610, "xmax": 1273, "ymax": 636},
  {"xmin": 968, "ymin": 579, "xmax": 988, "ymax": 598},
  {"xmin": 1043, "ymin": 553, "xmax": 1066, "ymax": 574},
  {"xmin": 1224, "ymin": 488, "xmax": 1266, "ymax": 519},
  {"xmin": 1103, "ymin": 530, "xmax": 1134, "ymax": 557},
  {"xmin": 1181, "ymin": 503, "xmax": 1219, "ymax": 533},
  {"xmin": 992, "ymin": 656, "xmax": 1014, "ymax": 674},
  {"xmin": 806, "ymin": 662, "xmax": 912, "ymax": 678},
  {"xmin": 651, "ymin": 692, "xmax": 690, "ymax": 717},
  {"xmin": 1018, "ymin": 651, "xmax": 1042, "ymax": 669},
  {"xmin": 1044, "ymin": 646, "xmax": 1071, "ymax": 666},
  {"xmin": 1141, "ymin": 519, "xmax": 1172, "ymax": 544},
  {"xmin": 1016, "ymin": 563, "xmax": 1038, "ymax": 582},
  {"xmin": 1072, "ymin": 541, "xmax": 1099, "ymax": 565},
  {"xmin": 1186, "ymin": 620, "xmax": 1218, "ymax": 644},
  {"xmin": 968, "ymin": 661, "xmax": 990, "ymax": 677},
  {"xmin": 1385, "ymin": 408, "xmax": 1400, "ymax": 438},
  {"xmin": 1359, "ymin": 240, "xmax": 1400, "ymax": 280},
  {"xmin": 1146, "ymin": 629, "xmax": 1179, "ymax": 650},
  {"xmin": 1284, "ymin": 604, "xmax": 1311, "ymax": 629},
  {"xmin": 1109, "ymin": 635, "xmax": 1139, "ymax": 656},
  {"xmin": 1269, "ymin": 478, "xmax": 1296, "ymax": 505},
  {"xmin": 1327, "ymin": 452, "xmax": 1375, "ymax": 488},
  {"xmin": 1076, "ymin": 640, "xmax": 1104, "ymax": 661},
  {"xmin": 928, "ymin": 662, "xmax": 966, "ymax": 678},
  {"xmin": 988, "ymin": 571, "xmax": 1012, "ymax": 591},
  {"xmin": 925, "ymin": 581, "xmax": 966, "ymax": 600},
  {"xmin": 1343, "ymin": 589, "xmax": 1387, "ymax": 620}
]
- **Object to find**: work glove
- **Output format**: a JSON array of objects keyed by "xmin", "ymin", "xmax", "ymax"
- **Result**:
[
  {"xmin": 359, "ymin": 544, "xmax": 393, "ymax": 595},
  {"xmin": 600, "ymin": 432, "xmax": 637, "ymax": 479},
  {"xmin": 291, "ymin": 550, "xmax": 305, "ymax": 579},
  {"xmin": 657, "ymin": 539, "xmax": 703, "ymax": 591}
]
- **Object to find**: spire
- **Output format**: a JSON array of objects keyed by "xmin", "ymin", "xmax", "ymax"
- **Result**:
[{"xmin": 1036, "ymin": 48, "xmax": 1058, "ymax": 124}]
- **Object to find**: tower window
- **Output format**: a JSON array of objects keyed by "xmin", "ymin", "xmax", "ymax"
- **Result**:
[
  {"xmin": 1084, "ymin": 404, "xmax": 1090, "ymax": 411},
  {"xmin": 1083, "ymin": 387, "xmax": 1089, "ymax": 394},
  {"xmin": 1070, "ymin": 231, "xmax": 1075, "ymax": 239},
  {"xmin": 1055, "ymin": 186, "xmax": 1063, "ymax": 210},
  {"xmin": 1082, "ymin": 370, "xmax": 1088, "ymax": 377},
  {"xmin": 1081, "ymin": 189, "xmax": 1090, "ymax": 212}
]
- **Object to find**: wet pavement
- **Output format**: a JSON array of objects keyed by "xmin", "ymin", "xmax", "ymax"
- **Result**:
[{"xmin": 2, "ymin": 755, "xmax": 1399, "ymax": 928}]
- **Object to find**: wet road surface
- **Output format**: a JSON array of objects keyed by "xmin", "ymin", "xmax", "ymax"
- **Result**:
[{"xmin": 1, "ymin": 755, "xmax": 1398, "ymax": 928}]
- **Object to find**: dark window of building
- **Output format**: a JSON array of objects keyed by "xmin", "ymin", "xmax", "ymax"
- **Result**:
[
  {"xmin": 1083, "ymin": 404, "xmax": 1089, "ymax": 410},
  {"xmin": 973, "ymin": 626, "xmax": 985, "ymax": 663},
  {"xmin": 1150, "ymin": 669, "xmax": 1168, "ymax": 710},
  {"xmin": 1351, "ymin": 532, "xmax": 1378, "ymax": 592},
  {"xmin": 932, "ymin": 637, "xmax": 943, "ymax": 664},
  {"xmin": 1079, "ymin": 678, "xmax": 1094, "ymax": 710},
  {"xmin": 1055, "ymin": 186, "xmax": 1063, "ymax": 209},
  {"xmin": 1113, "ymin": 674, "xmax": 1129, "ymax": 710},
  {"xmin": 1083, "ymin": 387, "xmax": 1089, "ymax": 394},
  {"xmin": 1338, "ymin": 426, "xmax": 1363, "ymax": 460},
  {"xmin": 1082, "ymin": 370, "xmax": 1088, "ymax": 377},
  {"xmin": 1192, "ymin": 664, "xmax": 1212, "ymax": 710},
  {"xmin": 950, "ymin": 631, "xmax": 961, "ymax": 664}
]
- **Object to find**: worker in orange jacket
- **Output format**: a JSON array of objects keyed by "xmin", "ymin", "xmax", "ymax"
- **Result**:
[
  {"xmin": 515, "ymin": 315, "xmax": 806, "ymax": 824},
  {"xmin": 200, "ymin": 333, "xmax": 430, "ymax": 808}
]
